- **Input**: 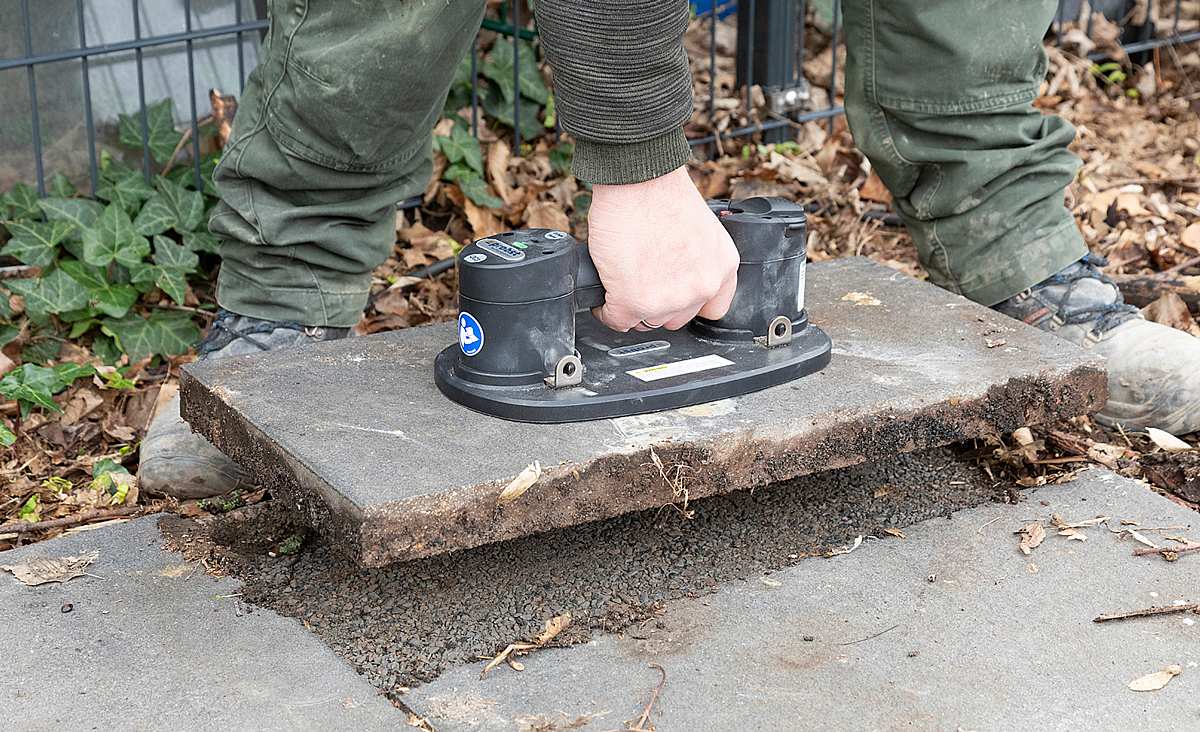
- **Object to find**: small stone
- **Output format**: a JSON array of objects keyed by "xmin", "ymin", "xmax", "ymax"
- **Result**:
[
  {"xmin": 907, "ymin": 650, "xmax": 919, "ymax": 658},
  {"xmin": 802, "ymin": 635, "xmax": 815, "ymax": 642},
  {"xmin": 60, "ymin": 602, "xmax": 73, "ymax": 614}
]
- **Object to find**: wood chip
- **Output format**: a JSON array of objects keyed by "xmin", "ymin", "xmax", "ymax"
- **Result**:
[
  {"xmin": 497, "ymin": 461, "xmax": 542, "ymax": 505},
  {"xmin": 1017, "ymin": 521, "xmax": 1046, "ymax": 555},
  {"xmin": 1146, "ymin": 428, "xmax": 1194, "ymax": 453}
]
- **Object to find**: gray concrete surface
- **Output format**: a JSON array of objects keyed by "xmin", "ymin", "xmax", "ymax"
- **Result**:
[
  {"xmin": 407, "ymin": 470, "xmax": 1200, "ymax": 731},
  {"xmin": 0, "ymin": 518, "xmax": 402, "ymax": 731},
  {"xmin": 181, "ymin": 258, "xmax": 1106, "ymax": 566}
]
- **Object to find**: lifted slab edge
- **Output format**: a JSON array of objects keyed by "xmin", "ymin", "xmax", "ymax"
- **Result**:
[{"xmin": 181, "ymin": 259, "xmax": 1107, "ymax": 567}]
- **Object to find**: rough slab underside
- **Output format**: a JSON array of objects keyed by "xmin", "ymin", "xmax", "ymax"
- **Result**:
[
  {"xmin": 0, "ymin": 518, "xmax": 402, "ymax": 730},
  {"xmin": 408, "ymin": 470, "xmax": 1200, "ymax": 731},
  {"xmin": 181, "ymin": 258, "xmax": 1106, "ymax": 565}
]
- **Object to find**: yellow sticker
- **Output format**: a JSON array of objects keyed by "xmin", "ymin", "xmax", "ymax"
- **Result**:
[{"xmin": 626, "ymin": 354, "xmax": 735, "ymax": 383}]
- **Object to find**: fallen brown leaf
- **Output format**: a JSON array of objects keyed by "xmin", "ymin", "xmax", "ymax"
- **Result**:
[
  {"xmin": 1017, "ymin": 521, "xmax": 1046, "ymax": 555},
  {"xmin": 1128, "ymin": 664, "xmax": 1182, "ymax": 692},
  {"xmin": 2, "ymin": 551, "xmax": 98, "ymax": 586}
]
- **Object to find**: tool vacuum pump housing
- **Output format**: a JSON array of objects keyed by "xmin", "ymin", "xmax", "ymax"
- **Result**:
[{"xmin": 434, "ymin": 196, "xmax": 833, "ymax": 422}]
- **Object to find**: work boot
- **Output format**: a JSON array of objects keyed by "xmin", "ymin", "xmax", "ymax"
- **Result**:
[
  {"xmin": 139, "ymin": 310, "xmax": 350, "ymax": 499},
  {"xmin": 994, "ymin": 254, "xmax": 1200, "ymax": 436}
]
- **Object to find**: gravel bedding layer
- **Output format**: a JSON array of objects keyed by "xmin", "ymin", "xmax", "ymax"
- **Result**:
[{"xmin": 182, "ymin": 446, "xmax": 1009, "ymax": 693}]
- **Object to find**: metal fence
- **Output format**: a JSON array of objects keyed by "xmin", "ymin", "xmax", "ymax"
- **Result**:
[{"xmin": 3, "ymin": 0, "xmax": 1199, "ymax": 200}]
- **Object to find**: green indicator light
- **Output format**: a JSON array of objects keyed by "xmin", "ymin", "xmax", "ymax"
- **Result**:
[{"xmin": 512, "ymin": 241, "xmax": 528, "ymax": 249}]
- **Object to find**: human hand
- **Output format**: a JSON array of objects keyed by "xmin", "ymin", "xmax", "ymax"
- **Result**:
[{"xmin": 586, "ymin": 166, "xmax": 739, "ymax": 332}]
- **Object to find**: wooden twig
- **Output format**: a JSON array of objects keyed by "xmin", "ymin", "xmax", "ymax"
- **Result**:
[
  {"xmin": 1132, "ymin": 544, "xmax": 1200, "ymax": 558},
  {"xmin": 0, "ymin": 506, "xmax": 140, "ymax": 535},
  {"xmin": 1094, "ymin": 603, "xmax": 1200, "ymax": 623},
  {"xmin": 1110, "ymin": 273, "xmax": 1200, "ymax": 311},
  {"xmin": 625, "ymin": 663, "xmax": 667, "ymax": 732}
]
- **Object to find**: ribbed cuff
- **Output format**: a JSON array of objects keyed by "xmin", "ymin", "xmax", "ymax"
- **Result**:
[{"xmin": 572, "ymin": 130, "xmax": 693, "ymax": 185}]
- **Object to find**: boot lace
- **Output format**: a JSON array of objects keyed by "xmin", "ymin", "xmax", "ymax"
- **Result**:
[{"xmin": 1037, "ymin": 253, "xmax": 1139, "ymax": 336}]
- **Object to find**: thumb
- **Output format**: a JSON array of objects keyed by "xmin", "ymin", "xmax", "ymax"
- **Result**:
[
  {"xmin": 696, "ymin": 270, "xmax": 738, "ymax": 321},
  {"xmin": 592, "ymin": 302, "xmax": 639, "ymax": 333}
]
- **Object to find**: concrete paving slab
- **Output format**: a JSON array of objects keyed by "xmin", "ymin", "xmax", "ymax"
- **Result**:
[
  {"xmin": 407, "ymin": 470, "xmax": 1200, "ymax": 731},
  {"xmin": 0, "ymin": 518, "xmax": 403, "ymax": 730},
  {"xmin": 181, "ymin": 258, "xmax": 1106, "ymax": 566}
]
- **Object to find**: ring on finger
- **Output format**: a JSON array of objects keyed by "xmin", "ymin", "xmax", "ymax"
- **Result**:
[{"xmin": 638, "ymin": 320, "xmax": 663, "ymax": 329}]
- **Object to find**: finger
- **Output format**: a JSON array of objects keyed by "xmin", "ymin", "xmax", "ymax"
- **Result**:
[
  {"xmin": 661, "ymin": 307, "xmax": 699, "ymax": 331},
  {"xmin": 592, "ymin": 303, "xmax": 637, "ymax": 333},
  {"xmin": 696, "ymin": 271, "xmax": 738, "ymax": 321}
]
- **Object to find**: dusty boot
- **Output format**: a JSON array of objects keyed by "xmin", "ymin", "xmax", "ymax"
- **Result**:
[
  {"xmin": 139, "ymin": 310, "xmax": 349, "ymax": 499},
  {"xmin": 995, "ymin": 254, "xmax": 1200, "ymax": 435}
]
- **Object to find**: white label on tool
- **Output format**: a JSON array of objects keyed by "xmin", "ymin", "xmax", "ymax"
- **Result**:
[
  {"xmin": 797, "ymin": 261, "xmax": 806, "ymax": 311},
  {"xmin": 626, "ymin": 354, "xmax": 734, "ymax": 383}
]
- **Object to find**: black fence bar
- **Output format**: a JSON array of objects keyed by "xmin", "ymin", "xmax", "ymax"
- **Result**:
[
  {"xmin": 688, "ymin": 105, "xmax": 846, "ymax": 147},
  {"xmin": 512, "ymin": 0, "xmax": 522, "ymax": 152},
  {"xmin": 19, "ymin": 0, "xmax": 46, "ymax": 195},
  {"xmin": 1097, "ymin": 29, "xmax": 1200, "ymax": 57},
  {"xmin": 132, "ymin": 0, "xmax": 153, "ymax": 184},
  {"xmin": 0, "ymin": 20, "xmax": 270, "ymax": 72},
  {"xmin": 235, "ymin": 0, "xmax": 246, "ymax": 92},
  {"xmin": 185, "ymin": 0, "xmax": 203, "ymax": 191},
  {"xmin": 76, "ymin": 0, "xmax": 100, "ymax": 196},
  {"xmin": 470, "ymin": 42, "xmax": 479, "ymax": 137},
  {"xmin": 828, "ymin": 0, "xmax": 841, "ymax": 137}
]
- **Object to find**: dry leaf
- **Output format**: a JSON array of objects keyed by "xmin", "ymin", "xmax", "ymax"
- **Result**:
[
  {"xmin": 1018, "ymin": 521, "xmax": 1046, "ymax": 555},
  {"xmin": 498, "ymin": 461, "xmax": 542, "ymax": 505},
  {"xmin": 1146, "ymin": 428, "xmax": 1194, "ymax": 453},
  {"xmin": 0, "ymin": 352, "xmax": 14, "ymax": 378},
  {"xmin": 463, "ymin": 197, "xmax": 504, "ymax": 239},
  {"xmin": 1128, "ymin": 664, "xmax": 1182, "ymax": 692},
  {"xmin": 485, "ymin": 142, "xmax": 516, "ymax": 206},
  {"xmin": 1012, "ymin": 427, "xmax": 1035, "ymax": 446},
  {"xmin": 859, "ymin": 169, "xmax": 892, "ymax": 204},
  {"xmin": 1142, "ymin": 294, "xmax": 1200, "ymax": 337},
  {"xmin": 60, "ymin": 388, "xmax": 103, "ymax": 427},
  {"xmin": 1088, "ymin": 442, "xmax": 1126, "ymax": 467},
  {"xmin": 1128, "ymin": 529, "xmax": 1159, "ymax": 549},
  {"xmin": 2, "ymin": 551, "xmax": 98, "ymax": 586},
  {"xmin": 524, "ymin": 200, "xmax": 571, "ymax": 232},
  {"xmin": 1180, "ymin": 222, "xmax": 1200, "ymax": 253},
  {"xmin": 882, "ymin": 528, "xmax": 906, "ymax": 539},
  {"xmin": 534, "ymin": 612, "xmax": 572, "ymax": 645}
]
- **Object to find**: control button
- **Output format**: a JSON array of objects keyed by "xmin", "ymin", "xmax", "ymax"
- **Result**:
[
  {"xmin": 544, "ymin": 230, "xmax": 568, "ymax": 240},
  {"xmin": 476, "ymin": 238, "xmax": 525, "ymax": 262},
  {"xmin": 462, "ymin": 252, "xmax": 487, "ymax": 263}
]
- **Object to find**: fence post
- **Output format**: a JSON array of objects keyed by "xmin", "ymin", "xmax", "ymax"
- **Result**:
[{"xmin": 736, "ymin": 0, "xmax": 804, "ymax": 144}]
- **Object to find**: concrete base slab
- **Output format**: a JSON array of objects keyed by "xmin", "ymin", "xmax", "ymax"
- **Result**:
[
  {"xmin": 407, "ymin": 470, "xmax": 1200, "ymax": 731},
  {"xmin": 0, "ymin": 519, "xmax": 402, "ymax": 730},
  {"xmin": 181, "ymin": 258, "xmax": 1106, "ymax": 566}
]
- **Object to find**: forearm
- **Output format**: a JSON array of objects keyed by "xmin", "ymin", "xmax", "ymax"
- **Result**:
[{"xmin": 533, "ymin": 0, "xmax": 694, "ymax": 185}]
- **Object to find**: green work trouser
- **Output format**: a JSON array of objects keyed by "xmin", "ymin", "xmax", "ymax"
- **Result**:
[
  {"xmin": 840, "ymin": 0, "xmax": 1087, "ymax": 305},
  {"xmin": 210, "ymin": 0, "xmax": 1087, "ymax": 326}
]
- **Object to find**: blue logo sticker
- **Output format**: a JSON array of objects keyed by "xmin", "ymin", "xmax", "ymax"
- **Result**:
[{"xmin": 459, "ymin": 311, "xmax": 484, "ymax": 356}]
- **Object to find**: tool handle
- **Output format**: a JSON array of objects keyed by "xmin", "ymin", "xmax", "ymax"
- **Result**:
[{"xmin": 574, "ymin": 243, "xmax": 606, "ymax": 311}]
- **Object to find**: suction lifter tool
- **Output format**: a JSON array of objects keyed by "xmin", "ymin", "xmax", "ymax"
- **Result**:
[{"xmin": 433, "ymin": 197, "xmax": 833, "ymax": 423}]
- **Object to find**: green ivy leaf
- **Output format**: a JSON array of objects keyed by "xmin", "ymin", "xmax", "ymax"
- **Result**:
[
  {"xmin": 155, "ymin": 177, "xmax": 205, "ymax": 232},
  {"xmin": 102, "ymin": 311, "xmax": 200, "ymax": 361},
  {"xmin": 91, "ymin": 333, "xmax": 122, "ymax": 365},
  {"xmin": 2, "ymin": 182, "xmax": 40, "ymax": 220},
  {"xmin": 0, "ymin": 324, "xmax": 20, "ymax": 349},
  {"xmin": 153, "ymin": 235, "xmax": 199, "ymax": 273},
  {"xmin": 38, "ymin": 197, "xmax": 103, "ymax": 238},
  {"xmin": 0, "ymin": 422, "xmax": 15, "ymax": 447},
  {"xmin": 132, "ymin": 196, "xmax": 175, "ymax": 236},
  {"xmin": 183, "ymin": 230, "xmax": 220, "ymax": 253},
  {"xmin": 479, "ymin": 84, "xmax": 543, "ymax": 141},
  {"xmin": 4, "ymin": 269, "xmax": 90, "ymax": 317},
  {"xmin": 0, "ymin": 220, "xmax": 74, "ymax": 267},
  {"xmin": 21, "ymin": 338, "xmax": 62, "ymax": 365},
  {"xmin": 444, "ymin": 166, "xmax": 505, "ymax": 208},
  {"xmin": 48, "ymin": 174, "xmax": 78, "ymax": 198},
  {"xmin": 549, "ymin": 142, "xmax": 574, "ymax": 177},
  {"xmin": 17, "ymin": 494, "xmax": 39, "ymax": 523},
  {"xmin": 53, "ymin": 362, "xmax": 97, "ymax": 384},
  {"xmin": 155, "ymin": 267, "xmax": 188, "ymax": 305},
  {"xmin": 58, "ymin": 260, "xmax": 140, "ymax": 319},
  {"xmin": 481, "ymin": 40, "xmax": 549, "ymax": 105},
  {"xmin": 0, "ymin": 363, "xmax": 73, "ymax": 414},
  {"xmin": 96, "ymin": 168, "xmax": 154, "ymax": 214},
  {"xmin": 434, "ymin": 123, "xmax": 484, "ymax": 174},
  {"xmin": 82, "ymin": 204, "xmax": 150, "ymax": 268},
  {"xmin": 117, "ymin": 98, "xmax": 184, "ymax": 164}
]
